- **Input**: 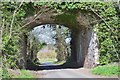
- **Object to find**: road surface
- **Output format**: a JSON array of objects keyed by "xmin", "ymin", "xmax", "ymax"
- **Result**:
[
  {"xmin": 43, "ymin": 69, "xmax": 94, "ymax": 78},
  {"xmin": 34, "ymin": 62, "xmax": 118, "ymax": 78},
  {"xmin": 40, "ymin": 68, "xmax": 117, "ymax": 78}
]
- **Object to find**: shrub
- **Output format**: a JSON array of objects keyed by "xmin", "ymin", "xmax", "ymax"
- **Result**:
[{"xmin": 91, "ymin": 64, "xmax": 120, "ymax": 76}]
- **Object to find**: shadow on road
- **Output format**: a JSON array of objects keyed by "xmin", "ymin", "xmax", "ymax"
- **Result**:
[{"xmin": 26, "ymin": 60, "xmax": 82, "ymax": 71}]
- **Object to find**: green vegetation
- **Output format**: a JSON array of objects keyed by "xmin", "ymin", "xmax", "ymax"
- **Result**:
[
  {"xmin": 37, "ymin": 46, "xmax": 66, "ymax": 64},
  {"xmin": 0, "ymin": 2, "xmax": 119, "ymax": 78},
  {"xmin": 1, "ymin": 69, "xmax": 34, "ymax": 78},
  {"xmin": 13, "ymin": 70, "xmax": 34, "ymax": 78},
  {"xmin": 1, "ymin": 68, "xmax": 11, "ymax": 78},
  {"xmin": 55, "ymin": 13, "xmax": 77, "ymax": 27},
  {"xmin": 37, "ymin": 46, "xmax": 57, "ymax": 63},
  {"xmin": 91, "ymin": 64, "xmax": 120, "ymax": 76}
]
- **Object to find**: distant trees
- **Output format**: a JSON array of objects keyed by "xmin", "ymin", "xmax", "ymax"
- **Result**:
[
  {"xmin": 28, "ymin": 24, "xmax": 71, "ymax": 63},
  {"xmin": 54, "ymin": 25, "xmax": 71, "ymax": 62},
  {"xmin": 27, "ymin": 33, "xmax": 45, "ymax": 65}
]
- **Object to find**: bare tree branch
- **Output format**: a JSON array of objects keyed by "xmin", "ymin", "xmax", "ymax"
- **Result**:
[
  {"xmin": 21, "ymin": 7, "xmax": 51, "ymax": 29},
  {"xmin": 8, "ymin": 1, "xmax": 24, "ymax": 41}
]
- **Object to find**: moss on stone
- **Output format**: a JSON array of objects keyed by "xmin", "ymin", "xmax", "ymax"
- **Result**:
[{"xmin": 55, "ymin": 12, "xmax": 78, "ymax": 28}]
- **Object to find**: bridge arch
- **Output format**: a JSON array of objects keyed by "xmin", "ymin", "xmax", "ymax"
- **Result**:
[{"xmin": 19, "ymin": 8, "xmax": 99, "ymax": 69}]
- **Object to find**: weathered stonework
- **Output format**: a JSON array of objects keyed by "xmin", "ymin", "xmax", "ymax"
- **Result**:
[{"xmin": 84, "ymin": 28, "xmax": 99, "ymax": 68}]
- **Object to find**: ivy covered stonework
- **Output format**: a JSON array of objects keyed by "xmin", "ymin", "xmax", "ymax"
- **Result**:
[{"xmin": 1, "ymin": 2, "xmax": 119, "ymax": 72}]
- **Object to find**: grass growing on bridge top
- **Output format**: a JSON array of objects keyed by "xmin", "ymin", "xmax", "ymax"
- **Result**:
[{"xmin": 91, "ymin": 64, "xmax": 120, "ymax": 76}]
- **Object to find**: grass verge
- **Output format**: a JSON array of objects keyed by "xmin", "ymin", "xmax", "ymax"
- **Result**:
[
  {"xmin": 91, "ymin": 64, "xmax": 120, "ymax": 76},
  {"xmin": 12, "ymin": 70, "xmax": 34, "ymax": 78}
]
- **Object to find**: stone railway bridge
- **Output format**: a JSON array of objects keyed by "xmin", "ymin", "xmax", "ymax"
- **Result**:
[{"xmin": 19, "ymin": 7, "xmax": 99, "ymax": 69}]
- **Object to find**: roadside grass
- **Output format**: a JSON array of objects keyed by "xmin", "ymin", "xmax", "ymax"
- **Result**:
[
  {"xmin": 91, "ymin": 64, "xmax": 120, "ymax": 76},
  {"xmin": 12, "ymin": 70, "xmax": 34, "ymax": 78},
  {"xmin": 2, "ymin": 69, "xmax": 40, "ymax": 78},
  {"xmin": 1, "ymin": 68, "xmax": 11, "ymax": 78}
]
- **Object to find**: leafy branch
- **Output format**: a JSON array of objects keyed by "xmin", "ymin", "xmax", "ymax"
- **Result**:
[
  {"xmin": 90, "ymin": 7, "xmax": 113, "ymax": 32},
  {"xmin": 90, "ymin": 7, "xmax": 119, "ymax": 63}
]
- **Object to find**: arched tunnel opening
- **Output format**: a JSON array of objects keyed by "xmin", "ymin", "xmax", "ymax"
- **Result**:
[
  {"xmin": 26, "ymin": 24, "xmax": 75, "ymax": 70},
  {"xmin": 19, "ymin": 10, "xmax": 99, "ymax": 70},
  {"xmin": 19, "ymin": 23, "xmax": 99, "ymax": 70}
]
